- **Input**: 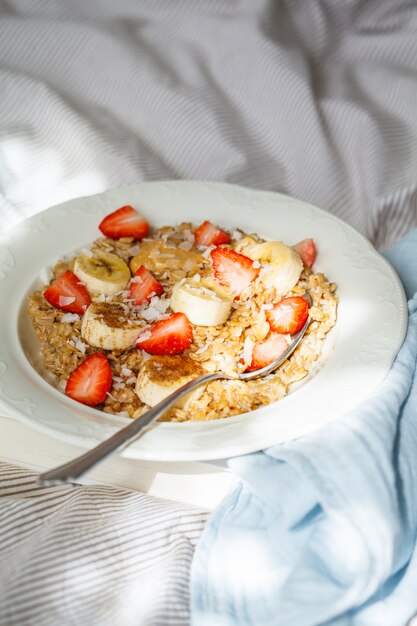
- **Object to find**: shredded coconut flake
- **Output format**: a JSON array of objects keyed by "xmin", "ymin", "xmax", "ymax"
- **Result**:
[
  {"xmin": 59, "ymin": 296, "xmax": 76, "ymax": 307},
  {"xmin": 232, "ymin": 230, "xmax": 243, "ymax": 241},
  {"xmin": 130, "ymin": 275, "xmax": 143, "ymax": 283},
  {"xmin": 81, "ymin": 248, "xmax": 93, "ymax": 257},
  {"xmin": 242, "ymin": 337, "xmax": 255, "ymax": 367},
  {"xmin": 75, "ymin": 339, "xmax": 87, "ymax": 354},
  {"xmin": 121, "ymin": 367, "xmax": 132, "ymax": 376},
  {"xmin": 160, "ymin": 229, "xmax": 175, "ymax": 241},
  {"xmin": 195, "ymin": 344, "xmax": 209, "ymax": 355},
  {"xmin": 95, "ymin": 293, "xmax": 106, "ymax": 302},
  {"xmin": 183, "ymin": 228, "xmax": 194, "ymax": 242},
  {"xmin": 140, "ymin": 296, "xmax": 171, "ymax": 322},
  {"xmin": 179, "ymin": 241, "xmax": 193, "ymax": 251},
  {"xmin": 128, "ymin": 245, "xmax": 140, "ymax": 255},
  {"xmin": 137, "ymin": 330, "xmax": 152, "ymax": 343},
  {"xmin": 201, "ymin": 244, "xmax": 216, "ymax": 259},
  {"xmin": 39, "ymin": 267, "xmax": 53, "ymax": 285},
  {"xmin": 61, "ymin": 313, "xmax": 80, "ymax": 323}
]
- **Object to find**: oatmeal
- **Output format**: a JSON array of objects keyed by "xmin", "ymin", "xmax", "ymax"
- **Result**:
[{"xmin": 27, "ymin": 205, "xmax": 337, "ymax": 421}]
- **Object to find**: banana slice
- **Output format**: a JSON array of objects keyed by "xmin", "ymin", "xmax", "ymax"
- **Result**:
[
  {"xmin": 74, "ymin": 251, "xmax": 131, "ymax": 296},
  {"xmin": 246, "ymin": 241, "xmax": 303, "ymax": 296},
  {"xmin": 81, "ymin": 302, "xmax": 142, "ymax": 350},
  {"xmin": 135, "ymin": 355, "xmax": 205, "ymax": 409},
  {"xmin": 171, "ymin": 277, "xmax": 234, "ymax": 326}
]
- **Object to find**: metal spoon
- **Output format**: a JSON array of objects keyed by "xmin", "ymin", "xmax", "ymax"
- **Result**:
[{"xmin": 38, "ymin": 294, "xmax": 311, "ymax": 486}]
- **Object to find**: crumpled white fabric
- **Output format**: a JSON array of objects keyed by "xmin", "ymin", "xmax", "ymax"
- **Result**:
[{"xmin": 1, "ymin": 0, "xmax": 416, "ymax": 247}]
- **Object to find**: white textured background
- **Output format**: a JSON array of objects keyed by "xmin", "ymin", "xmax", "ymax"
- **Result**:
[{"xmin": 1, "ymin": 0, "xmax": 416, "ymax": 247}]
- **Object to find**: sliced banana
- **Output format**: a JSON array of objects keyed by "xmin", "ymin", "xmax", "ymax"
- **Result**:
[
  {"xmin": 81, "ymin": 302, "xmax": 142, "ymax": 350},
  {"xmin": 171, "ymin": 277, "xmax": 234, "ymax": 326},
  {"xmin": 135, "ymin": 355, "xmax": 205, "ymax": 409},
  {"xmin": 74, "ymin": 251, "xmax": 131, "ymax": 296},
  {"xmin": 246, "ymin": 241, "xmax": 303, "ymax": 296}
]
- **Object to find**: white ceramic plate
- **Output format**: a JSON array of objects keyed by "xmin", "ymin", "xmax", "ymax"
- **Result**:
[{"xmin": 0, "ymin": 182, "xmax": 408, "ymax": 461}]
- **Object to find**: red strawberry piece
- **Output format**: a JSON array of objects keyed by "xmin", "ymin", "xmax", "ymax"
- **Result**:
[
  {"xmin": 65, "ymin": 353, "xmax": 112, "ymax": 406},
  {"xmin": 266, "ymin": 296, "xmax": 309, "ymax": 334},
  {"xmin": 99, "ymin": 205, "xmax": 149, "ymax": 240},
  {"xmin": 194, "ymin": 221, "xmax": 231, "ymax": 246},
  {"xmin": 246, "ymin": 333, "xmax": 288, "ymax": 371},
  {"xmin": 210, "ymin": 247, "xmax": 260, "ymax": 298},
  {"xmin": 293, "ymin": 238, "xmax": 316, "ymax": 268},
  {"xmin": 44, "ymin": 270, "xmax": 92, "ymax": 314},
  {"xmin": 130, "ymin": 265, "xmax": 164, "ymax": 306},
  {"xmin": 136, "ymin": 312, "xmax": 193, "ymax": 355}
]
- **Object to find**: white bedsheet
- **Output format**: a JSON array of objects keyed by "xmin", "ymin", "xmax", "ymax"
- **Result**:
[{"xmin": 1, "ymin": 1, "xmax": 417, "ymax": 624}]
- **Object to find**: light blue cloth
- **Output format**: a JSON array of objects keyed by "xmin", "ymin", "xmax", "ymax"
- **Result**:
[{"xmin": 191, "ymin": 229, "xmax": 417, "ymax": 626}]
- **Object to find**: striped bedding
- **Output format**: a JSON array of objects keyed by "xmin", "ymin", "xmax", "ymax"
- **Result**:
[
  {"xmin": 1, "ymin": 1, "xmax": 417, "ymax": 624},
  {"xmin": 0, "ymin": 462, "xmax": 209, "ymax": 625}
]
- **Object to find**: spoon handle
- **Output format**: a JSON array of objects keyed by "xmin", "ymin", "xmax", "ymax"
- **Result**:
[{"xmin": 38, "ymin": 371, "xmax": 223, "ymax": 486}]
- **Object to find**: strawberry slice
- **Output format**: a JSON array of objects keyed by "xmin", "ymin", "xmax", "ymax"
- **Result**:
[
  {"xmin": 293, "ymin": 238, "xmax": 316, "ymax": 268},
  {"xmin": 210, "ymin": 247, "xmax": 259, "ymax": 298},
  {"xmin": 130, "ymin": 265, "xmax": 164, "ymax": 306},
  {"xmin": 246, "ymin": 333, "xmax": 288, "ymax": 371},
  {"xmin": 99, "ymin": 205, "xmax": 149, "ymax": 240},
  {"xmin": 136, "ymin": 312, "xmax": 193, "ymax": 355},
  {"xmin": 194, "ymin": 221, "xmax": 231, "ymax": 246},
  {"xmin": 266, "ymin": 296, "xmax": 309, "ymax": 334},
  {"xmin": 44, "ymin": 270, "xmax": 92, "ymax": 314},
  {"xmin": 65, "ymin": 353, "xmax": 112, "ymax": 406}
]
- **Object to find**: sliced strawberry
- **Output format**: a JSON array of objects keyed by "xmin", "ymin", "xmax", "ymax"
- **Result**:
[
  {"xmin": 266, "ymin": 296, "xmax": 309, "ymax": 334},
  {"xmin": 130, "ymin": 265, "xmax": 164, "ymax": 306},
  {"xmin": 246, "ymin": 333, "xmax": 288, "ymax": 371},
  {"xmin": 210, "ymin": 247, "xmax": 259, "ymax": 298},
  {"xmin": 293, "ymin": 238, "xmax": 316, "ymax": 268},
  {"xmin": 65, "ymin": 353, "xmax": 112, "ymax": 406},
  {"xmin": 44, "ymin": 270, "xmax": 91, "ymax": 314},
  {"xmin": 136, "ymin": 312, "xmax": 193, "ymax": 355},
  {"xmin": 99, "ymin": 205, "xmax": 149, "ymax": 240},
  {"xmin": 194, "ymin": 221, "xmax": 231, "ymax": 246}
]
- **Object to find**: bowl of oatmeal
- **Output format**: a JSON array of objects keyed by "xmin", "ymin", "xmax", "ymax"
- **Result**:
[{"xmin": 0, "ymin": 182, "xmax": 407, "ymax": 460}]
